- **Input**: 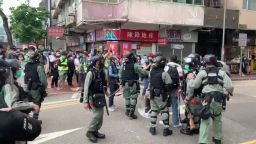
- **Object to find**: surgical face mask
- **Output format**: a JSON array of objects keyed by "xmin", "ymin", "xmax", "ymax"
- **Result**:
[
  {"xmin": 16, "ymin": 70, "xmax": 22, "ymax": 79},
  {"xmin": 56, "ymin": 53, "xmax": 60, "ymax": 56},
  {"xmin": 29, "ymin": 51, "xmax": 35, "ymax": 56}
]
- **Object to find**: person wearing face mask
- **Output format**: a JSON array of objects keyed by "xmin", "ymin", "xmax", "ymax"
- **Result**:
[
  {"xmin": 82, "ymin": 55, "xmax": 108, "ymax": 143},
  {"xmin": 0, "ymin": 59, "xmax": 42, "ymax": 144},
  {"xmin": 50, "ymin": 52, "xmax": 60, "ymax": 89},
  {"xmin": 67, "ymin": 54, "xmax": 75, "ymax": 86},
  {"xmin": 57, "ymin": 51, "xmax": 69, "ymax": 90},
  {"xmin": 24, "ymin": 46, "xmax": 36, "ymax": 64},
  {"xmin": 24, "ymin": 53, "xmax": 48, "ymax": 120}
]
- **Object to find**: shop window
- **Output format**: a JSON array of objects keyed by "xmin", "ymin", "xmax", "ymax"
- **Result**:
[
  {"xmin": 243, "ymin": 0, "xmax": 256, "ymax": 11},
  {"xmin": 173, "ymin": 0, "xmax": 203, "ymax": 5}
]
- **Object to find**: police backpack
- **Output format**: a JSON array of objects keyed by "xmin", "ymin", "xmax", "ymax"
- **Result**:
[
  {"xmin": 167, "ymin": 65, "xmax": 180, "ymax": 89},
  {"xmin": 0, "ymin": 110, "xmax": 42, "ymax": 141}
]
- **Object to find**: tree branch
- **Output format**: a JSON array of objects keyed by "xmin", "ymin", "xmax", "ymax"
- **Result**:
[{"xmin": 0, "ymin": 9, "xmax": 13, "ymax": 47}]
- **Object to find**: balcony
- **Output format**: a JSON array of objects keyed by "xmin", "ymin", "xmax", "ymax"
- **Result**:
[
  {"xmin": 204, "ymin": 7, "xmax": 239, "ymax": 29},
  {"xmin": 77, "ymin": 0, "xmax": 204, "ymax": 26}
]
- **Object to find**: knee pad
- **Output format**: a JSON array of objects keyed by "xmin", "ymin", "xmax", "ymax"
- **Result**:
[{"xmin": 161, "ymin": 111, "xmax": 169, "ymax": 120}]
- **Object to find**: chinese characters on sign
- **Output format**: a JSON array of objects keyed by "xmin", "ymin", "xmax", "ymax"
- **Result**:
[
  {"xmin": 121, "ymin": 29, "xmax": 158, "ymax": 42},
  {"xmin": 94, "ymin": 29, "xmax": 158, "ymax": 42},
  {"xmin": 48, "ymin": 27, "xmax": 65, "ymax": 37},
  {"xmin": 166, "ymin": 30, "xmax": 181, "ymax": 42}
]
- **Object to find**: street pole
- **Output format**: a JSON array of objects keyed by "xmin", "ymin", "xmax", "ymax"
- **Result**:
[{"xmin": 221, "ymin": 0, "xmax": 227, "ymax": 61}]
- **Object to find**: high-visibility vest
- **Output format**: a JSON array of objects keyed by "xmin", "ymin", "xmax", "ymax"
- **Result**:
[{"xmin": 58, "ymin": 57, "xmax": 68, "ymax": 71}]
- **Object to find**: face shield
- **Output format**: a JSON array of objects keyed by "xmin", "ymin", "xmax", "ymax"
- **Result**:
[{"xmin": 5, "ymin": 59, "xmax": 22, "ymax": 80}]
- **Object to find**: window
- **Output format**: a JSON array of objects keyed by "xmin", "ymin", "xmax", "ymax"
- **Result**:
[
  {"xmin": 243, "ymin": 0, "xmax": 256, "ymax": 11},
  {"xmin": 173, "ymin": 0, "xmax": 203, "ymax": 5}
]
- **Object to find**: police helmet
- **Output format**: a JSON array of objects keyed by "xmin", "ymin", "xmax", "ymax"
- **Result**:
[
  {"xmin": 125, "ymin": 52, "xmax": 136, "ymax": 63},
  {"xmin": 203, "ymin": 54, "xmax": 217, "ymax": 66},
  {"xmin": 90, "ymin": 55, "xmax": 102, "ymax": 67},
  {"xmin": 155, "ymin": 56, "xmax": 166, "ymax": 68},
  {"xmin": 5, "ymin": 59, "xmax": 20, "ymax": 75},
  {"xmin": 31, "ymin": 53, "xmax": 41, "ymax": 63},
  {"xmin": 187, "ymin": 53, "xmax": 201, "ymax": 65},
  {"xmin": 0, "ymin": 60, "xmax": 11, "ymax": 86}
]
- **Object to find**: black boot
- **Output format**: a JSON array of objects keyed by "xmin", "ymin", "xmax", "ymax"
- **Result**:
[
  {"xmin": 129, "ymin": 106, "xmax": 138, "ymax": 120},
  {"xmin": 181, "ymin": 118, "xmax": 188, "ymax": 123},
  {"xmin": 86, "ymin": 131, "xmax": 97, "ymax": 143},
  {"xmin": 192, "ymin": 128, "xmax": 199, "ymax": 134},
  {"xmin": 129, "ymin": 111, "xmax": 138, "ymax": 120},
  {"xmin": 180, "ymin": 127, "xmax": 193, "ymax": 136},
  {"xmin": 212, "ymin": 137, "xmax": 221, "ymax": 144},
  {"xmin": 94, "ymin": 131, "xmax": 105, "ymax": 139},
  {"xmin": 149, "ymin": 127, "xmax": 156, "ymax": 135},
  {"xmin": 125, "ymin": 109, "xmax": 130, "ymax": 117},
  {"xmin": 163, "ymin": 128, "xmax": 173, "ymax": 136}
]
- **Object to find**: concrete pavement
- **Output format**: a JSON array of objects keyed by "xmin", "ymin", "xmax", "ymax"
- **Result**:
[{"xmin": 29, "ymin": 80, "xmax": 256, "ymax": 144}]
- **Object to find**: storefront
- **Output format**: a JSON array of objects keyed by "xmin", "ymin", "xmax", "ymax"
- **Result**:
[
  {"xmin": 225, "ymin": 30, "xmax": 256, "ymax": 73},
  {"xmin": 85, "ymin": 29, "xmax": 159, "ymax": 57},
  {"xmin": 158, "ymin": 29, "xmax": 198, "ymax": 61}
]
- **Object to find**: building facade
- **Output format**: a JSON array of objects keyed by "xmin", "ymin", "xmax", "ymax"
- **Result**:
[{"xmin": 51, "ymin": 0, "xmax": 256, "ymax": 65}]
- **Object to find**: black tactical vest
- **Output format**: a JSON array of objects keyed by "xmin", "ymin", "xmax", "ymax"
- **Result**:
[
  {"xmin": 150, "ymin": 67, "xmax": 165, "ymax": 90},
  {"xmin": 24, "ymin": 63, "xmax": 40, "ymax": 84},
  {"xmin": 203, "ymin": 67, "xmax": 223, "ymax": 86},
  {"xmin": 89, "ymin": 69, "xmax": 105, "ymax": 95},
  {"xmin": 0, "ymin": 87, "xmax": 8, "ymax": 108},
  {"xmin": 121, "ymin": 62, "xmax": 139, "ymax": 81}
]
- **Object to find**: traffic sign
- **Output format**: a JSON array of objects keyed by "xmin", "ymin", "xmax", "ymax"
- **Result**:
[{"xmin": 239, "ymin": 33, "xmax": 247, "ymax": 47}]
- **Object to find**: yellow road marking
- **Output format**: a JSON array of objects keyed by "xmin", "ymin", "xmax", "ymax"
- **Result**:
[
  {"xmin": 41, "ymin": 100, "xmax": 80, "ymax": 111},
  {"xmin": 241, "ymin": 140, "xmax": 256, "ymax": 144}
]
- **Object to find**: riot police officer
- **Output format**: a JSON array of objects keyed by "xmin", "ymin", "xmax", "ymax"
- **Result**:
[
  {"xmin": 149, "ymin": 56, "xmax": 173, "ymax": 136},
  {"xmin": 187, "ymin": 54, "xmax": 233, "ymax": 144},
  {"xmin": 82, "ymin": 55, "xmax": 108, "ymax": 143},
  {"xmin": 180, "ymin": 54, "xmax": 203, "ymax": 135},
  {"xmin": 24, "ymin": 53, "xmax": 48, "ymax": 120},
  {"xmin": 119, "ymin": 52, "xmax": 147, "ymax": 120}
]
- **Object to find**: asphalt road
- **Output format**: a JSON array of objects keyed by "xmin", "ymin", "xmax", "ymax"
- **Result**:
[{"xmin": 29, "ymin": 80, "xmax": 256, "ymax": 144}]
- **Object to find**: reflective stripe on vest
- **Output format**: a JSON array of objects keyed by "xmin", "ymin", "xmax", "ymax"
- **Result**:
[{"xmin": 58, "ymin": 57, "xmax": 68, "ymax": 71}]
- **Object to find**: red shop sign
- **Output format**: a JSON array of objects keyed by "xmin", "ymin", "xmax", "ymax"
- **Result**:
[
  {"xmin": 158, "ymin": 38, "xmax": 167, "ymax": 46},
  {"xmin": 48, "ymin": 27, "xmax": 65, "ymax": 37},
  {"xmin": 107, "ymin": 41, "xmax": 118, "ymax": 55},
  {"xmin": 120, "ymin": 42, "xmax": 131, "ymax": 56},
  {"xmin": 120, "ymin": 29, "xmax": 158, "ymax": 42}
]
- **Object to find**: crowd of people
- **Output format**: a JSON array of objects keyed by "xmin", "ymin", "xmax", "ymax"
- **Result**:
[{"xmin": 0, "ymin": 44, "xmax": 234, "ymax": 144}]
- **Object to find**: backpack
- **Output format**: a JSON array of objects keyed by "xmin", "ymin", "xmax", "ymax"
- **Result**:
[
  {"xmin": 0, "ymin": 110, "xmax": 42, "ymax": 141},
  {"xmin": 80, "ymin": 69, "xmax": 105, "ymax": 103},
  {"xmin": 167, "ymin": 65, "xmax": 180, "ymax": 88}
]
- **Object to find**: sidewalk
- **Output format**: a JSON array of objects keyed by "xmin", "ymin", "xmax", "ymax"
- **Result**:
[
  {"xmin": 231, "ymin": 73, "xmax": 256, "ymax": 81},
  {"xmin": 47, "ymin": 77, "xmax": 80, "ymax": 95}
]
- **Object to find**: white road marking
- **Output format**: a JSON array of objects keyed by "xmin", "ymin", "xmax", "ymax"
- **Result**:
[
  {"xmin": 29, "ymin": 127, "xmax": 82, "ymax": 144},
  {"xmin": 43, "ymin": 99, "xmax": 79, "ymax": 105},
  {"xmin": 71, "ymin": 92, "xmax": 80, "ymax": 99}
]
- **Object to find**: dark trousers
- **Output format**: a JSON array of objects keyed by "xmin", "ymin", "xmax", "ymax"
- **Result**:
[
  {"xmin": 51, "ymin": 72, "xmax": 59, "ymax": 87},
  {"xmin": 79, "ymin": 72, "xmax": 86, "ymax": 87},
  {"xmin": 75, "ymin": 71, "xmax": 79, "ymax": 85},
  {"xmin": 67, "ymin": 70, "xmax": 74, "ymax": 86},
  {"xmin": 109, "ymin": 83, "xmax": 119, "ymax": 107}
]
